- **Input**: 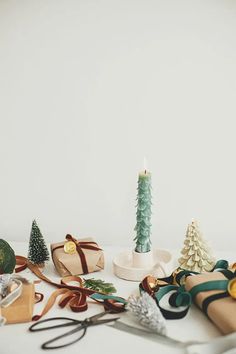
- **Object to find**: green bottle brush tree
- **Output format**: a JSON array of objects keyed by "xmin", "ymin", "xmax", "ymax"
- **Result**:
[{"xmin": 28, "ymin": 220, "xmax": 50, "ymax": 266}]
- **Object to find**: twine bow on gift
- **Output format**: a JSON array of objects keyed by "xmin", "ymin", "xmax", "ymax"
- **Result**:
[{"xmin": 53, "ymin": 234, "xmax": 102, "ymax": 275}]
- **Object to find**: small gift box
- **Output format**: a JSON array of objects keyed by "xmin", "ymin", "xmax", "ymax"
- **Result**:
[
  {"xmin": 1, "ymin": 281, "xmax": 35, "ymax": 324},
  {"xmin": 51, "ymin": 235, "xmax": 104, "ymax": 277},
  {"xmin": 185, "ymin": 271, "xmax": 236, "ymax": 334}
]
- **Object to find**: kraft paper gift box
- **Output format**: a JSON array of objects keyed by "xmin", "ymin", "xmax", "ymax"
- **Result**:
[
  {"xmin": 1, "ymin": 282, "xmax": 35, "ymax": 324},
  {"xmin": 51, "ymin": 237, "xmax": 104, "ymax": 277},
  {"xmin": 185, "ymin": 272, "xmax": 236, "ymax": 334}
]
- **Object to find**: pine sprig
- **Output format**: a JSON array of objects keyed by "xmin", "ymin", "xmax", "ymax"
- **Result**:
[{"xmin": 83, "ymin": 278, "xmax": 116, "ymax": 294}]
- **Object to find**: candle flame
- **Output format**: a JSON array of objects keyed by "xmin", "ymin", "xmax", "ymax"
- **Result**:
[{"xmin": 143, "ymin": 157, "xmax": 148, "ymax": 172}]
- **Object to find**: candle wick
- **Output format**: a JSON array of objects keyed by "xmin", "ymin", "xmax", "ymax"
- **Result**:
[{"xmin": 145, "ymin": 169, "xmax": 147, "ymax": 174}]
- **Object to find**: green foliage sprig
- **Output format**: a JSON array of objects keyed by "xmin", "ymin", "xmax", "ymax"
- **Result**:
[{"xmin": 83, "ymin": 278, "xmax": 117, "ymax": 294}]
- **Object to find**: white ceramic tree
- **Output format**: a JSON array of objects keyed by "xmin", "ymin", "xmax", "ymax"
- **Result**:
[{"xmin": 179, "ymin": 220, "xmax": 215, "ymax": 272}]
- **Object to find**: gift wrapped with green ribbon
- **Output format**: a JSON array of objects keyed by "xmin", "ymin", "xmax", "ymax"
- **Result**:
[{"xmin": 185, "ymin": 270, "xmax": 236, "ymax": 334}]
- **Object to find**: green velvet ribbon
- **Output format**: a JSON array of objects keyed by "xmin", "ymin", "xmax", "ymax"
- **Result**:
[
  {"xmin": 189, "ymin": 280, "xmax": 229, "ymax": 299},
  {"xmin": 213, "ymin": 260, "xmax": 229, "ymax": 270},
  {"xmin": 90, "ymin": 293, "xmax": 127, "ymax": 304},
  {"xmin": 155, "ymin": 285, "xmax": 192, "ymax": 307},
  {"xmin": 140, "ymin": 259, "xmax": 235, "ymax": 320}
]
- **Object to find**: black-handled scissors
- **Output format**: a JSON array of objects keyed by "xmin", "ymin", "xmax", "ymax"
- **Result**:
[{"xmin": 29, "ymin": 311, "xmax": 120, "ymax": 350}]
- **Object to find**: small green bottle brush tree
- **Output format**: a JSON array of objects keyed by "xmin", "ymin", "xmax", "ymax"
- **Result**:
[
  {"xmin": 134, "ymin": 171, "xmax": 152, "ymax": 253},
  {"xmin": 28, "ymin": 220, "xmax": 50, "ymax": 266}
]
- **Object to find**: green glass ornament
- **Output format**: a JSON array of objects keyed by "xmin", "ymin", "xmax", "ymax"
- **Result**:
[{"xmin": 0, "ymin": 239, "xmax": 16, "ymax": 274}]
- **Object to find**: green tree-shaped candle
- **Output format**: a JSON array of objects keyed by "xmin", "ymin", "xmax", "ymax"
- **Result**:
[
  {"xmin": 28, "ymin": 220, "xmax": 50, "ymax": 265},
  {"xmin": 134, "ymin": 171, "xmax": 152, "ymax": 253}
]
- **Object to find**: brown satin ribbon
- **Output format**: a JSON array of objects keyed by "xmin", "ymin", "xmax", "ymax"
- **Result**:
[
  {"xmin": 15, "ymin": 256, "xmax": 95, "ymax": 320},
  {"xmin": 52, "ymin": 234, "xmax": 102, "ymax": 275},
  {"xmin": 35, "ymin": 292, "xmax": 44, "ymax": 304},
  {"xmin": 15, "ymin": 256, "xmax": 28, "ymax": 273},
  {"xmin": 15, "ymin": 256, "xmax": 126, "ymax": 320},
  {"xmin": 32, "ymin": 288, "xmax": 88, "ymax": 321},
  {"xmin": 16, "ymin": 256, "xmax": 95, "ymax": 295}
]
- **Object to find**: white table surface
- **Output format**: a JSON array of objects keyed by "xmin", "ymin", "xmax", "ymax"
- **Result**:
[{"xmin": 0, "ymin": 242, "xmax": 234, "ymax": 354}]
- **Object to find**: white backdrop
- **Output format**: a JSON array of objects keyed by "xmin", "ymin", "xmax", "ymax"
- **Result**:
[{"xmin": 0, "ymin": 0, "xmax": 236, "ymax": 253}]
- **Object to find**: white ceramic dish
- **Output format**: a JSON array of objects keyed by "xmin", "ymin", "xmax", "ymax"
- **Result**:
[{"xmin": 113, "ymin": 248, "xmax": 174, "ymax": 281}]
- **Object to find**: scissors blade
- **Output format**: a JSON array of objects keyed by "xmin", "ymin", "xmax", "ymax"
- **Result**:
[
  {"xmin": 87, "ymin": 310, "xmax": 111, "ymax": 322},
  {"xmin": 84, "ymin": 311, "xmax": 120, "ymax": 326},
  {"xmin": 92, "ymin": 317, "xmax": 120, "ymax": 325}
]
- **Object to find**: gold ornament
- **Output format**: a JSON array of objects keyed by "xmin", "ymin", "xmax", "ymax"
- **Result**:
[
  {"xmin": 64, "ymin": 241, "xmax": 77, "ymax": 255},
  {"xmin": 229, "ymin": 263, "xmax": 236, "ymax": 271},
  {"xmin": 172, "ymin": 268, "xmax": 183, "ymax": 285},
  {"xmin": 228, "ymin": 278, "xmax": 236, "ymax": 299}
]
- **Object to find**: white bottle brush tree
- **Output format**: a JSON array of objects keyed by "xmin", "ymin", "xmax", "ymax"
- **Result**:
[
  {"xmin": 179, "ymin": 220, "xmax": 215, "ymax": 272},
  {"xmin": 28, "ymin": 220, "xmax": 50, "ymax": 266}
]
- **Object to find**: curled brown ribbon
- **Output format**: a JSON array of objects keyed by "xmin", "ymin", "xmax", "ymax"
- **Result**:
[
  {"xmin": 15, "ymin": 256, "xmax": 126, "ymax": 320},
  {"xmin": 16, "ymin": 256, "xmax": 95, "ymax": 295},
  {"xmin": 32, "ymin": 288, "xmax": 88, "ymax": 321}
]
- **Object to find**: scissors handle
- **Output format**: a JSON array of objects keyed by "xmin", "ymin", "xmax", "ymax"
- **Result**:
[
  {"xmin": 29, "ymin": 317, "xmax": 80, "ymax": 332},
  {"xmin": 30, "ymin": 312, "xmax": 120, "ymax": 350},
  {"xmin": 42, "ymin": 324, "xmax": 87, "ymax": 350}
]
